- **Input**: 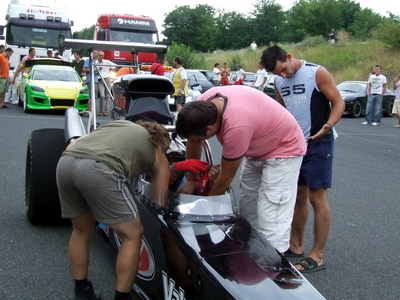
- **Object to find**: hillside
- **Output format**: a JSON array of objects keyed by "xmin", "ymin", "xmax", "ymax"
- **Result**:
[{"xmin": 196, "ymin": 39, "xmax": 400, "ymax": 85}]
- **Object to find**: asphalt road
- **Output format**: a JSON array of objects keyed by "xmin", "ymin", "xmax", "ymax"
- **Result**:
[{"xmin": 0, "ymin": 106, "xmax": 399, "ymax": 300}]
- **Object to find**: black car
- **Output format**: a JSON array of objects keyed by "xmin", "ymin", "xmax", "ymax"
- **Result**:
[
  {"xmin": 263, "ymin": 75, "xmax": 276, "ymax": 99},
  {"xmin": 187, "ymin": 70, "xmax": 215, "ymax": 93},
  {"xmin": 338, "ymin": 81, "xmax": 395, "ymax": 118}
]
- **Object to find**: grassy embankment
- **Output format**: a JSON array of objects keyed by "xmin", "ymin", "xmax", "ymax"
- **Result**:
[{"xmin": 195, "ymin": 39, "xmax": 400, "ymax": 85}]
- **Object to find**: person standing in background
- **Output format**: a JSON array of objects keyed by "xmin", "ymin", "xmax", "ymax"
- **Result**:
[
  {"xmin": 97, "ymin": 50, "xmax": 116, "ymax": 116},
  {"xmin": 329, "ymin": 29, "xmax": 336, "ymax": 43},
  {"xmin": 392, "ymin": 71, "xmax": 400, "ymax": 128},
  {"xmin": 362, "ymin": 65, "xmax": 386, "ymax": 126},
  {"xmin": 220, "ymin": 62, "xmax": 231, "ymax": 86},
  {"xmin": 255, "ymin": 61, "xmax": 268, "ymax": 91},
  {"xmin": 172, "ymin": 56, "xmax": 188, "ymax": 112},
  {"xmin": 212, "ymin": 63, "xmax": 221, "ymax": 86}
]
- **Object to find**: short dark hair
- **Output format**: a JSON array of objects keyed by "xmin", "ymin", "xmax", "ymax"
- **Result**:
[
  {"xmin": 73, "ymin": 50, "xmax": 81, "ymax": 56},
  {"xmin": 214, "ymin": 63, "xmax": 219, "ymax": 67},
  {"xmin": 174, "ymin": 56, "xmax": 183, "ymax": 65},
  {"xmin": 0, "ymin": 45, "xmax": 5, "ymax": 49},
  {"xmin": 29, "ymin": 47, "xmax": 36, "ymax": 54},
  {"xmin": 176, "ymin": 101, "xmax": 218, "ymax": 138},
  {"xmin": 261, "ymin": 45, "xmax": 288, "ymax": 72},
  {"xmin": 5, "ymin": 48, "xmax": 13, "ymax": 53},
  {"xmin": 156, "ymin": 52, "xmax": 165, "ymax": 63}
]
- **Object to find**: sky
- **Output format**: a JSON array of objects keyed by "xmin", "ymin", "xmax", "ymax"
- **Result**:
[{"xmin": 1, "ymin": 0, "xmax": 399, "ymax": 33}]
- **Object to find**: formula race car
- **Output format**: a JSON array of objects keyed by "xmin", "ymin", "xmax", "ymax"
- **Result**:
[{"xmin": 24, "ymin": 40, "xmax": 325, "ymax": 300}]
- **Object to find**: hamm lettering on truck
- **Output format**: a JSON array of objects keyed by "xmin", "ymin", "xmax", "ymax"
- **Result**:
[{"xmin": 117, "ymin": 18, "xmax": 151, "ymax": 26}]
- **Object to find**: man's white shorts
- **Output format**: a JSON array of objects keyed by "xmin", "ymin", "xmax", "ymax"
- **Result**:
[
  {"xmin": 239, "ymin": 155, "xmax": 303, "ymax": 252},
  {"xmin": 392, "ymin": 99, "xmax": 400, "ymax": 115}
]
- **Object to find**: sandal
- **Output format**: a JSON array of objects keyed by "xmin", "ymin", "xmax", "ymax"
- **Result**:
[
  {"xmin": 295, "ymin": 256, "xmax": 326, "ymax": 273},
  {"xmin": 284, "ymin": 249, "xmax": 304, "ymax": 258}
]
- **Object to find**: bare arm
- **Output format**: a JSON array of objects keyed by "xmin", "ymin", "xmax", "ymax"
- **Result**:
[
  {"xmin": 309, "ymin": 67, "xmax": 345, "ymax": 141},
  {"xmin": 150, "ymin": 146, "xmax": 170, "ymax": 207},
  {"xmin": 273, "ymin": 82, "xmax": 286, "ymax": 107},
  {"xmin": 381, "ymin": 83, "xmax": 387, "ymax": 96},
  {"xmin": 208, "ymin": 157, "xmax": 242, "ymax": 196},
  {"xmin": 12, "ymin": 62, "xmax": 24, "ymax": 83},
  {"xmin": 178, "ymin": 138, "xmax": 203, "ymax": 194}
]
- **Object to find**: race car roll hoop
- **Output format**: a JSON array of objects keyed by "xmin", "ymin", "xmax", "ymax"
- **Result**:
[{"xmin": 58, "ymin": 35, "xmax": 168, "ymax": 129}]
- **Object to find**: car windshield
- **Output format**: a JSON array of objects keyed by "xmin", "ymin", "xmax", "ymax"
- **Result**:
[
  {"xmin": 32, "ymin": 68, "xmax": 80, "ymax": 82},
  {"xmin": 337, "ymin": 82, "xmax": 366, "ymax": 93},
  {"xmin": 136, "ymin": 176, "xmax": 239, "ymax": 222}
]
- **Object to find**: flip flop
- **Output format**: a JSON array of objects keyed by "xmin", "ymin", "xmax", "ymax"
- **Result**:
[
  {"xmin": 295, "ymin": 257, "xmax": 326, "ymax": 273},
  {"xmin": 284, "ymin": 249, "xmax": 304, "ymax": 258}
]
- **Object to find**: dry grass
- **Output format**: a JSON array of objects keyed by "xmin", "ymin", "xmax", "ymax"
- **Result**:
[{"xmin": 197, "ymin": 39, "xmax": 400, "ymax": 85}]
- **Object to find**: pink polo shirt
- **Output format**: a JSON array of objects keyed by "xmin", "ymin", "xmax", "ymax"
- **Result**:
[{"xmin": 198, "ymin": 86, "xmax": 306, "ymax": 160}]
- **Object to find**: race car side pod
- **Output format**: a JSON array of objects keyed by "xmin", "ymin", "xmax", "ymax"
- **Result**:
[{"xmin": 64, "ymin": 107, "xmax": 86, "ymax": 146}]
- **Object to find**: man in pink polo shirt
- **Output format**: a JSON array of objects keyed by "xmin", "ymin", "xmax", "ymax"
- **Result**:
[{"xmin": 176, "ymin": 86, "xmax": 306, "ymax": 253}]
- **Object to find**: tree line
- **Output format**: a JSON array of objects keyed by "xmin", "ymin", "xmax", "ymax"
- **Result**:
[{"xmin": 76, "ymin": 0, "xmax": 400, "ymax": 52}]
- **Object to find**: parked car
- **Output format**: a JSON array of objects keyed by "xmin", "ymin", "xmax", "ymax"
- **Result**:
[
  {"xmin": 197, "ymin": 69, "xmax": 215, "ymax": 84},
  {"xmin": 229, "ymin": 71, "xmax": 256, "ymax": 88},
  {"xmin": 263, "ymin": 75, "xmax": 276, "ymax": 99},
  {"xmin": 18, "ymin": 59, "xmax": 89, "ymax": 113},
  {"xmin": 337, "ymin": 81, "xmax": 395, "ymax": 118},
  {"xmin": 186, "ymin": 69, "xmax": 215, "ymax": 93}
]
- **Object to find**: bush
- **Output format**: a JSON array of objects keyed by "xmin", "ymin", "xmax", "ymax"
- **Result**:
[
  {"xmin": 166, "ymin": 42, "xmax": 197, "ymax": 69},
  {"xmin": 293, "ymin": 35, "xmax": 326, "ymax": 48}
]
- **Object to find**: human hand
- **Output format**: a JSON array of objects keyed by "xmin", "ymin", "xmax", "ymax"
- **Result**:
[
  {"xmin": 208, "ymin": 164, "xmax": 221, "ymax": 182},
  {"xmin": 172, "ymin": 159, "xmax": 209, "ymax": 174},
  {"xmin": 308, "ymin": 124, "xmax": 332, "ymax": 141},
  {"xmin": 178, "ymin": 180, "xmax": 197, "ymax": 194}
]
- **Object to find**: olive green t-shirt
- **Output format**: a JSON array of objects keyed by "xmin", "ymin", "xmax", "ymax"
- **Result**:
[{"xmin": 64, "ymin": 120, "xmax": 156, "ymax": 178}]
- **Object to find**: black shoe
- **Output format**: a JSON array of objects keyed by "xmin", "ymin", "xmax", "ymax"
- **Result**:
[{"xmin": 74, "ymin": 281, "xmax": 101, "ymax": 300}]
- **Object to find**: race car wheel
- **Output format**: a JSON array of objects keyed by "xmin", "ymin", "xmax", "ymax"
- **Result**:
[
  {"xmin": 25, "ymin": 128, "xmax": 67, "ymax": 225},
  {"xmin": 350, "ymin": 100, "xmax": 362, "ymax": 118}
]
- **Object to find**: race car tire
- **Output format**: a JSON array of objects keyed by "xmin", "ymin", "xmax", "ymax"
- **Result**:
[{"xmin": 25, "ymin": 128, "xmax": 67, "ymax": 225}]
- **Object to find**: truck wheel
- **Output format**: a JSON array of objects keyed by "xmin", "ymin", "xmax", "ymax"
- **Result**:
[{"xmin": 25, "ymin": 129, "xmax": 67, "ymax": 225}]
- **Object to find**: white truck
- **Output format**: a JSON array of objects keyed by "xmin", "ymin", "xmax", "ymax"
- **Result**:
[{"xmin": 0, "ymin": 0, "xmax": 73, "ymax": 69}]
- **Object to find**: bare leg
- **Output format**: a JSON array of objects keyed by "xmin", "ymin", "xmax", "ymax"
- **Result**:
[
  {"xmin": 69, "ymin": 212, "xmax": 96, "ymax": 280},
  {"xmin": 176, "ymin": 103, "xmax": 183, "ymax": 112},
  {"xmin": 288, "ymin": 185, "xmax": 309, "ymax": 254},
  {"xmin": 110, "ymin": 217, "xmax": 144, "ymax": 293},
  {"xmin": 295, "ymin": 188, "xmax": 330, "ymax": 270}
]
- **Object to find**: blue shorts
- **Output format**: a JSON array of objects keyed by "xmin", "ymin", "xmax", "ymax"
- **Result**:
[{"xmin": 298, "ymin": 142, "xmax": 334, "ymax": 189}]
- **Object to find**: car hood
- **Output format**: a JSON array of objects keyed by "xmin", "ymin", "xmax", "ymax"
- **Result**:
[
  {"xmin": 29, "ymin": 80, "xmax": 84, "ymax": 99},
  {"xmin": 339, "ymin": 90, "xmax": 363, "ymax": 101}
]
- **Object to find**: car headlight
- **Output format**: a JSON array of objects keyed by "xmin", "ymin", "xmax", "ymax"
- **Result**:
[{"xmin": 31, "ymin": 86, "xmax": 45, "ymax": 92}]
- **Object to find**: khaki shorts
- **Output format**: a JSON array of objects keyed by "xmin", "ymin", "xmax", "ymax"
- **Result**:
[
  {"xmin": 0, "ymin": 78, "xmax": 9, "ymax": 93},
  {"xmin": 56, "ymin": 156, "xmax": 139, "ymax": 224},
  {"xmin": 392, "ymin": 99, "xmax": 400, "ymax": 115}
]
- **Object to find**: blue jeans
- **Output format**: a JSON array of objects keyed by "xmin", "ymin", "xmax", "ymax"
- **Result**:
[{"xmin": 365, "ymin": 94, "xmax": 382, "ymax": 123}]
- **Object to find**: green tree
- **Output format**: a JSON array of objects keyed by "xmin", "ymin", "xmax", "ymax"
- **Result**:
[
  {"xmin": 249, "ymin": 0, "xmax": 287, "ymax": 45},
  {"xmin": 213, "ymin": 11, "xmax": 252, "ymax": 50},
  {"xmin": 162, "ymin": 5, "xmax": 216, "ymax": 52},
  {"xmin": 285, "ymin": 0, "xmax": 360, "ymax": 42},
  {"xmin": 75, "ymin": 25, "xmax": 95, "ymax": 40},
  {"xmin": 372, "ymin": 17, "xmax": 400, "ymax": 49},
  {"xmin": 166, "ymin": 42, "xmax": 198, "ymax": 69},
  {"xmin": 348, "ymin": 9, "xmax": 384, "ymax": 40}
]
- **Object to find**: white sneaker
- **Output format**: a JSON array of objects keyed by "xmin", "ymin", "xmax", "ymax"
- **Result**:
[
  {"xmin": 372, "ymin": 122, "xmax": 378, "ymax": 126},
  {"xmin": 362, "ymin": 121, "xmax": 369, "ymax": 125}
]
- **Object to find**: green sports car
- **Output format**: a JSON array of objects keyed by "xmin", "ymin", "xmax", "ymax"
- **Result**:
[{"xmin": 18, "ymin": 59, "xmax": 89, "ymax": 112}]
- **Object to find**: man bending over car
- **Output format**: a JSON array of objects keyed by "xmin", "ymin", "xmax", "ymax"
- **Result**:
[{"xmin": 56, "ymin": 120, "xmax": 209, "ymax": 300}]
